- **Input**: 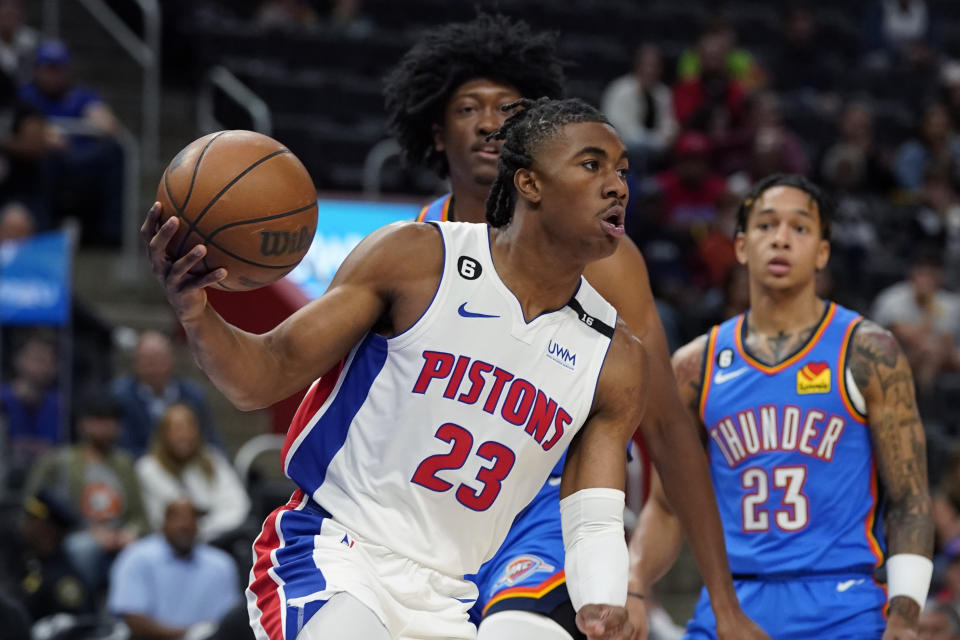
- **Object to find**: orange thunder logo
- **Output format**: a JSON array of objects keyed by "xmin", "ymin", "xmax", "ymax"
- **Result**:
[{"xmin": 797, "ymin": 362, "xmax": 831, "ymax": 394}]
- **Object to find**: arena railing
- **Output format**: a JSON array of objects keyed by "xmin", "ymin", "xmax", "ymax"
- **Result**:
[
  {"xmin": 198, "ymin": 65, "xmax": 273, "ymax": 137},
  {"xmin": 42, "ymin": 0, "xmax": 160, "ymax": 169},
  {"xmin": 48, "ymin": 117, "xmax": 141, "ymax": 280}
]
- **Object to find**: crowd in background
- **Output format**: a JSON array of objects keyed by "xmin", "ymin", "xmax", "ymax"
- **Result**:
[{"xmin": 3, "ymin": 0, "xmax": 960, "ymax": 638}]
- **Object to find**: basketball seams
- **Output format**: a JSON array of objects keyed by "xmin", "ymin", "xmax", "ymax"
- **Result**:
[
  {"xmin": 190, "ymin": 149, "xmax": 291, "ymax": 232},
  {"xmin": 206, "ymin": 202, "xmax": 317, "ymax": 240},
  {"xmin": 173, "ymin": 131, "xmax": 229, "ymax": 257}
]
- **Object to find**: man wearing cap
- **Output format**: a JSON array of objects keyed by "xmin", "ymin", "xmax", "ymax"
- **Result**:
[
  {"xmin": 0, "ymin": 489, "xmax": 93, "ymax": 621},
  {"xmin": 16, "ymin": 39, "xmax": 122, "ymax": 245}
]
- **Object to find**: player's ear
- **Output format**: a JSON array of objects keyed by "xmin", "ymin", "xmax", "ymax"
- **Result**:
[
  {"xmin": 815, "ymin": 238, "xmax": 830, "ymax": 270},
  {"xmin": 432, "ymin": 123, "xmax": 445, "ymax": 153},
  {"xmin": 734, "ymin": 232, "xmax": 748, "ymax": 265},
  {"xmin": 514, "ymin": 168, "xmax": 541, "ymax": 204}
]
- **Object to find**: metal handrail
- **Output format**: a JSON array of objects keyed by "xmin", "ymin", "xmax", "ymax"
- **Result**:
[
  {"xmin": 362, "ymin": 138, "xmax": 401, "ymax": 197},
  {"xmin": 42, "ymin": 0, "xmax": 161, "ymax": 167},
  {"xmin": 198, "ymin": 65, "xmax": 273, "ymax": 136},
  {"xmin": 48, "ymin": 117, "xmax": 141, "ymax": 280}
]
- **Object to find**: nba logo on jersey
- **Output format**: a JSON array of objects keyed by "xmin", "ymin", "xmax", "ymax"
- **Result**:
[{"xmin": 797, "ymin": 362, "xmax": 831, "ymax": 394}]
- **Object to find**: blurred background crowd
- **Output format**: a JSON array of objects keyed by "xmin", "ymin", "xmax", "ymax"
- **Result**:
[{"xmin": 3, "ymin": 0, "xmax": 960, "ymax": 638}]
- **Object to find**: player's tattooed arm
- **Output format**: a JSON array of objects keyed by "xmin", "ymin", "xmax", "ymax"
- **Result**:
[
  {"xmin": 672, "ymin": 334, "xmax": 709, "ymax": 416},
  {"xmin": 849, "ymin": 320, "xmax": 933, "ymax": 623}
]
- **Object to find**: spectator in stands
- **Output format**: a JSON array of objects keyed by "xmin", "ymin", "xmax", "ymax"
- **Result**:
[
  {"xmin": 864, "ymin": 0, "xmax": 939, "ymax": 70},
  {"xmin": 112, "ymin": 330, "xmax": 221, "ymax": 457},
  {"xmin": 25, "ymin": 394, "xmax": 147, "ymax": 590},
  {"xmin": 107, "ymin": 498, "xmax": 239, "ymax": 640},
  {"xmin": 136, "ymin": 403, "xmax": 249, "ymax": 544},
  {"xmin": 895, "ymin": 103, "xmax": 960, "ymax": 192},
  {"xmin": 718, "ymin": 89, "xmax": 809, "ymax": 178},
  {"xmin": 0, "ymin": 489, "xmax": 93, "ymax": 622},
  {"xmin": 0, "ymin": 200, "xmax": 33, "ymax": 240},
  {"xmin": 919, "ymin": 601, "xmax": 960, "ymax": 640},
  {"xmin": 676, "ymin": 16, "xmax": 763, "ymax": 89},
  {"xmin": 769, "ymin": 5, "xmax": 840, "ymax": 110},
  {"xmin": 653, "ymin": 131, "xmax": 728, "ymax": 232},
  {"xmin": 673, "ymin": 21, "xmax": 748, "ymax": 136},
  {"xmin": 820, "ymin": 100, "xmax": 895, "ymax": 195},
  {"xmin": 1, "ymin": 330, "xmax": 62, "ymax": 489},
  {"xmin": 18, "ymin": 40, "xmax": 122, "ymax": 245},
  {"xmin": 255, "ymin": 0, "xmax": 319, "ymax": 30},
  {"xmin": 909, "ymin": 169, "xmax": 960, "ymax": 287},
  {"xmin": 601, "ymin": 43, "xmax": 677, "ymax": 172},
  {"xmin": 0, "ymin": 0, "xmax": 34, "ymax": 82},
  {"xmin": 871, "ymin": 249, "xmax": 960, "ymax": 396}
]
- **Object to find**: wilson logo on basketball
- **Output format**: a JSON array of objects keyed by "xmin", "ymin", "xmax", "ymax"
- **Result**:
[
  {"xmin": 797, "ymin": 361, "xmax": 831, "ymax": 394},
  {"xmin": 259, "ymin": 226, "xmax": 313, "ymax": 256}
]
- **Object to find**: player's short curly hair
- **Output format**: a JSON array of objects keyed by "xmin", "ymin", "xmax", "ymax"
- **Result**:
[
  {"xmin": 485, "ymin": 97, "xmax": 610, "ymax": 228},
  {"xmin": 736, "ymin": 173, "xmax": 833, "ymax": 240},
  {"xmin": 383, "ymin": 13, "xmax": 565, "ymax": 178}
]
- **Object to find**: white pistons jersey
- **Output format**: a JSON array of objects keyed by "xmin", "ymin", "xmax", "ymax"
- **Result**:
[{"xmin": 280, "ymin": 221, "xmax": 617, "ymax": 576}]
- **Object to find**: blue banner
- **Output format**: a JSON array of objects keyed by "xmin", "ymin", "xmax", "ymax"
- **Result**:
[
  {"xmin": 0, "ymin": 230, "xmax": 72, "ymax": 326},
  {"xmin": 286, "ymin": 199, "xmax": 420, "ymax": 299}
]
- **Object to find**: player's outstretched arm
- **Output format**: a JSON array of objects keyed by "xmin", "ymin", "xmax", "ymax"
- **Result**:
[
  {"xmin": 560, "ymin": 319, "xmax": 646, "ymax": 640},
  {"xmin": 848, "ymin": 321, "xmax": 934, "ymax": 639},
  {"xmin": 636, "ymin": 337, "xmax": 769, "ymax": 640},
  {"xmin": 142, "ymin": 203, "xmax": 441, "ymax": 410}
]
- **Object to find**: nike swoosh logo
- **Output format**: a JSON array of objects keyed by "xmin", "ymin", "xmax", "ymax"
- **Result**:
[
  {"xmin": 458, "ymin": 302, "xmax": 500, "ymax": 319},
  {"xmin": 836, "ymin": 579, "xmax": 864, "ymax": 592},
  {"xmin": 714, "ymin": 367, "xmax": 749, "ymax": 384}
]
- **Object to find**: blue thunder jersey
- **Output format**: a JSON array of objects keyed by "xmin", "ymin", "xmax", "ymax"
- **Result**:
[
  {"xmin": 699, "ymin": 302, "xmax": 885, "ymax": 576},
  {"xmin": 279, "ymin": 220, "xmax": 617, "ymax": 577}
]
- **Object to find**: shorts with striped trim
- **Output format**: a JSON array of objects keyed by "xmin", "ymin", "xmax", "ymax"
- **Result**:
[
  {"xmin": 467, "ymin": 478, "xmax": 575, "ymax": 627},
  {"xmin": 247, "ymin": 490, "xmax": 478, "ymax": 640}
]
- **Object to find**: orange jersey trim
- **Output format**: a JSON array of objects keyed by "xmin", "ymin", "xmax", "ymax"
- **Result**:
[
  {"xmin": 837, "ymin": 317, "xmax": 867, "ymax": 424},
  {"xmin": 416, "ymin": 195, "xmax": 452, "ymax": 222},
  {"xmin": 734, "ymin": 302, "xmax": 837, "ymax": 375},
  {"xmin": 699, "ymin": 326, "xmax": 720, "ymax": 422},
  {"xmin": 481, "ymin": 570, "xmax": 566, "ymax": 616},
  {"xmin": 865, "ymin": 458, "xmax": 885, "ymax": 570}
]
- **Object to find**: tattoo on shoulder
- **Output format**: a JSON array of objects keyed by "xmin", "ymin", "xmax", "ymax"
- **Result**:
[
  {"xmin": 673, "ymin": 335, "xmax": 708, "ymax": 413},
  {"xmin": 849, "ymin": 320, "xmax": 906, "ymax": 391}
]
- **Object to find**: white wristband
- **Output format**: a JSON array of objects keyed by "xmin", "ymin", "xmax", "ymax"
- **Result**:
[
  {"xmin": 886, "ymin": 553, "xmax": 933, "ymax": 609},
  {"xmin": 560, "ymin": 487, "xmax": 627, "ymax": 612}
]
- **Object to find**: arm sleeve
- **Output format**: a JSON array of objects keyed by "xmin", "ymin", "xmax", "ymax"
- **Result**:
[{"xmin": 560, "ymin": 487, "xmax": 628, "ymax": 612}]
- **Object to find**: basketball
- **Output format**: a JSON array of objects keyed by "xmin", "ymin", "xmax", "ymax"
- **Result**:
[{"xmin": 156, "ymin": 130, "xmax": 318, "ymax": 291}]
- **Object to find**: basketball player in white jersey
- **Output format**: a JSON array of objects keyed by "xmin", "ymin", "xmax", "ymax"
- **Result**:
[
  {"xmin": 142, "ymin": 98, "xmax": 763, "ymax": 640},
  {"xmin": 384, "ymin": 16, "xmax": 765, "ymax": 640}
]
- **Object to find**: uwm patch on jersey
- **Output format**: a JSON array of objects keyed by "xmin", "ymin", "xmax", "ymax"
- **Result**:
[{"xmin": 797, "ymin": 361, "xmax": 831, "ymax": 394}]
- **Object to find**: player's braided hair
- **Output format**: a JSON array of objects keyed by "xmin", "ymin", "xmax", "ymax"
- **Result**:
[
  {"xmin": 383, "ymin": 13, "xmax": 565, "ymax": 178},
  {"xmin": 485, "ymin": 97, "xmax": 610, "ymax": 228},
  {"xmin": 736, "ymin": 173, "xmax": 834, "ymax": 240}
]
